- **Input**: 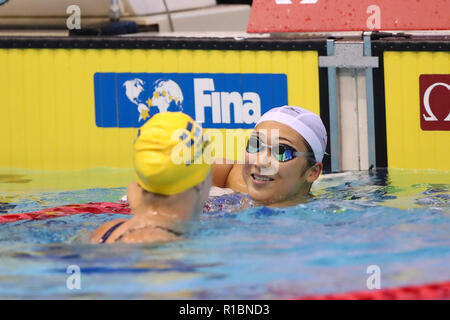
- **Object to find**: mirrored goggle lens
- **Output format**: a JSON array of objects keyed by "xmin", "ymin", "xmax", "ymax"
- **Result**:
[
  {"xmin": 246, "ymin": 136, "xmax": 298, "ymax": 162},
  {"xmin": 246, "ymin": 135, "xmax": 263, "ymax": 153},
  {"xmin": 273, "ymin": 144, "xmax": 297, "ymax": 162}
]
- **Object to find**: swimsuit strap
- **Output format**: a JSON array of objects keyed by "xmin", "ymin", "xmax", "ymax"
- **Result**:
[
  {"xmin": 112, "ymin": 224, "xmax": 184, "ymax": 243},
  {"xmin": 99, "ymin": 221, "xmax": 126, "ymax": 243}
]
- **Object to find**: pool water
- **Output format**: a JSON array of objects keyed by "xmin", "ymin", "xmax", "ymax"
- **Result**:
[{"xmin": 0, "ymin": 169, "xmax": 449, "ymax": 299}]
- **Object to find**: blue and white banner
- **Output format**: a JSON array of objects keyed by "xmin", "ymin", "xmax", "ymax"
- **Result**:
[{"xmin": 94, "ymin": 73, "xmax": 288, "ymax": 129}]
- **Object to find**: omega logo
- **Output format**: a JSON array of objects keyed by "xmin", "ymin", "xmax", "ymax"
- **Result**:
[
  {"xmin": 423, "ymin": 82, "xmax": 450, "ymax": 122},
  {"xmin": 420, "ymin": 75, "xmax": 450, "ymax": 131}
]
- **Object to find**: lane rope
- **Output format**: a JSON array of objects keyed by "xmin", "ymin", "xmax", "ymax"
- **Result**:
[
  {"xmin": 294, "ymin": 281, "xmax": 450, "ymax": 300},
  {"xmin": 0, "ymin": 202, "xmax": 130, "ymax": 223}
]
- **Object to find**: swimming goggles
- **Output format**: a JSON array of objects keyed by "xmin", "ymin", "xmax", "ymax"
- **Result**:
[{"xmin": 245, "ymin": 135, "xmax": 316, "ymax": 163}]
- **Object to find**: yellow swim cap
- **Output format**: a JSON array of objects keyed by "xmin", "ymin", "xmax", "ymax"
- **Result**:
[{"xmin": 134, "ymin": 112, "xmax": 211, "ymax": 195}]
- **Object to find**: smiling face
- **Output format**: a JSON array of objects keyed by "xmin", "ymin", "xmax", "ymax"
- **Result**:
[{"xmin": 242, "ymin": 121, "xmax": 322, "ymax": 207}]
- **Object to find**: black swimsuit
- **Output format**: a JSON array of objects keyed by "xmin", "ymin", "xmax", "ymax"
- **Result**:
[
  {"xmin": 99, "ymin": 221, "xmax": 183, "ymax": 243},
  {"xmin": 99, "ymin": 221, "xmax": 125, "ymax": 243}
]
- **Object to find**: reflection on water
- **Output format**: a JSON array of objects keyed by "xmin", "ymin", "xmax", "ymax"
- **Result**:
[
  {"xmin": 0, "ymin": 174, "xmax": 32, "ymax": 184},
  {"xmin": 0, "ymin": 168, "xmax": 448, "ymax": 299}
]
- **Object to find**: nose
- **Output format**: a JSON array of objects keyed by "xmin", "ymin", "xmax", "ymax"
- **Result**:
[{"xmin": 254, "ymin": 148, "xmax": 272, "ymax": 169}]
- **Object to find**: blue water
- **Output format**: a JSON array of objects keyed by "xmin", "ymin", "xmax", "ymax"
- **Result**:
[{"xmin": 0, "ymin": 169, "xmax": 449, "ymax": 299}]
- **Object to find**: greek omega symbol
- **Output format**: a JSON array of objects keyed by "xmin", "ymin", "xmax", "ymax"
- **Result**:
[{"xmin": 419, "ymin": 75, "xmax": 450, "ymax": 131}]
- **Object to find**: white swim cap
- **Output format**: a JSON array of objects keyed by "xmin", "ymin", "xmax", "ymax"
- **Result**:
[{"xmin": 256, "ymin": 106, "xmax": 328, "ymax": 163}]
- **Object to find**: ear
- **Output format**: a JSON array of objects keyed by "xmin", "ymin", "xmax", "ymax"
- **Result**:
[{"xmin": 306, "ymin": 162, "xmax": 323, "ymax": 183}]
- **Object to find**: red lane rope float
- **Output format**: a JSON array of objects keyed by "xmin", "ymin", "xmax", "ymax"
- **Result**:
[
  {"xmin": 294, "ymin": 281, "xmax": 450, "ymax": 300},
  {"xmin": 0, "ymin": 202, "xmax": 130, "ymax": 224}
]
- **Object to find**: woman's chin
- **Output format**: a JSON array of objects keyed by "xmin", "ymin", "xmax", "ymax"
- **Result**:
[{"xmin": 247, "ymin": 189, "xmax": 274, "ymax": 205}]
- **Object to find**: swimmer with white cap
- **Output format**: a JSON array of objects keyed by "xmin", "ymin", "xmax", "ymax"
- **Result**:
[{"xmin": 212, "ymin": 106, "xmax": 328, "ymax": 207}]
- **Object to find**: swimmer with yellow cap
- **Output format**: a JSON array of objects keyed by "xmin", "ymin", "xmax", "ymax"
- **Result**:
[
  {"xmin": 91, "ymin": 112, "xmax": 212, "ymax": 244},
  {"xmin": 212, "ymin": 106, "xmax": 327, "ymax": 208}
]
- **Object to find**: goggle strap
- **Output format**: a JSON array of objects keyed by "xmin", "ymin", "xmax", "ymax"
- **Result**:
[{"xmin": 293, "ymin": 152, "xmax": 315, "ymax": 157}]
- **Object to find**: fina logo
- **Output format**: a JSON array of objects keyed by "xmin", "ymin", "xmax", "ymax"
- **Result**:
[
  {"xmin": 94, "ymin": 72, "xmax": 287, "ymax": 128},
  {"xmin": 123, "ymin": 77, "xmax": 261, "ymax": 125},
  {"xmin": 194, "ymin": 78, "xmax": 261, "ymax": 125}
]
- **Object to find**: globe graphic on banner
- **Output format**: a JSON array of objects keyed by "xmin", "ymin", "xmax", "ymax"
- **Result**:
[{"xmin": 123, "ymin": 78, "xmax": 184, "ymax": 122}]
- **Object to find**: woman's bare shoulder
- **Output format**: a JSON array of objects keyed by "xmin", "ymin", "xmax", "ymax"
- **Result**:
[
  {"xmin": 211, "ymin": 159, "xmax": 236, "ymax": 188},
  {"xmin": 225, "ymin": 164, "xmax": 247, "ymax": 193},
  {"xmin": 90, "ymin": 218, "xmax": 129, "ymax": 243},
  {"xmin": 115, "ymin": 226, "xmax": 178, "ymax": 244}
]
